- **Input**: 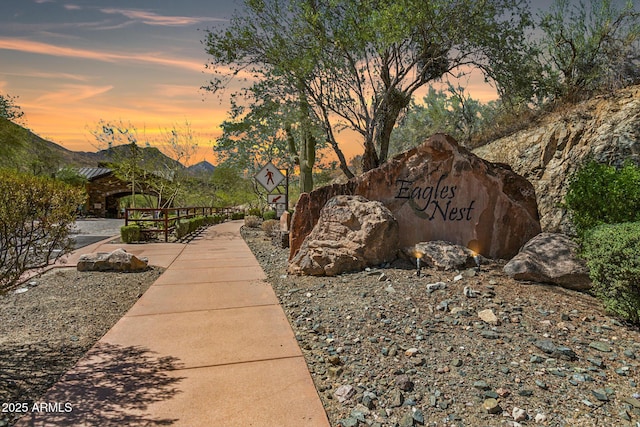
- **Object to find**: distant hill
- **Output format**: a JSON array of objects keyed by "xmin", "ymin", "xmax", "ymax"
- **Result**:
[
  {"xmin": 96, "ymin": 144, "xmax": 184, "ymax": 171},
  {"xmin": 0, "ymin": 118, "xmax": 187, "ymax": 174},
  {"xmin": 0, "ymin": 117, "xmax": 100, "ymax": 173},
  {"xmin": 186, "ymin": 160, "xmax": 216, "ymax": 175}
]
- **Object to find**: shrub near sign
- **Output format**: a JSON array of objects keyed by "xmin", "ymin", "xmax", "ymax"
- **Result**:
[{"xmin": 290, "ymin": 134, "xmax": 541, "ymax": 260}]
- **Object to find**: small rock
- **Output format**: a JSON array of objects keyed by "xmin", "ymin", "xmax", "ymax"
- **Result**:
[
  {"xmin": 554, "ymin": 346, "xmax": 578, "ymax": 361},
  {"xmin": 328, "ymin": 366, "xmax": 344, "ymax": 377},
  {"xmin": 534, "ymin": 339, "xmax": 556, "ymax": 354},
  {"xmin": 591, "ymin": 389, "xmax": 609, "ymax": 402},
  {"xmin": 405, "ymin": 348, "xmax": 419, "ymax": 357},
  {"xmin": 451, "ymin": 358, "xmax": 463, "ymax": 367},
  {"xmin": 335, "ymin": 385, "xmax": 356, "ymax": 403},
  {"xmin": 378, "ymin": 273, "xmax": 389, "ymax": 282},
  {"xmin": 621, "ymin": 396, "xmax": 640, "ymax": 408},
  {"xmin": 412, "ymin": 408, "xmax": 425, "ymax": 424},
  {"xmin": 464, "ymin": 286, "xmax": 480, "ymax": 298},
  {"xmin": 481, "ymin": 330, "xmax": 500, "ymax": 339},
  {"xmin": 454, "ymin": 274, "xmax": 464, "ymax": 281},
  {"xmin": 339, "ymin": 417, "xmax": 359, "ymax": 427},
  {"xmin": 483, "ymin": 398, "xmax": 502, "ymax": 414},
  {"xmin": 589, "ymin": 341, "xmax": 612, "ymax": 352},
  {"xmin": 395, "ymin": 374, "xmax": 414, "ymax": 391},
  {"xmin": 534, "ymin": 413, "xmax": 547, "ymax": 423},
  {"xmin": 473, "ymin": 380, "xmax": 491, "ymax": 390},
  {"xmin": 535, "ymin": 380, "xmax": 548, "ymax": 390},
  {"xmin": 391, "ymin": 390, "xmax": 403, "ymax": 407},
  {"xmin": 496, "ymin": 388, "xmax": 511, "ymax": 398},
  {"xmin": 399, "ymin": 412, "xmax": 414, "ymax": 427},
  {"xmin": 512, "ymin": 407, "xmax": 527, "ymax": 422},
  {"xmin": 426, "ymin": 282, "xmax": 446, "ymax": 293},
  {"xmin": 478, "ymin": 309, "xmax": 499, "ymax": 325}
]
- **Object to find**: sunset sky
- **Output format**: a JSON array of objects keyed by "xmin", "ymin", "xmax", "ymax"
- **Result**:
[{"xmin": 0, "ymin": 0, "xmax": 564, "ymax": 166}]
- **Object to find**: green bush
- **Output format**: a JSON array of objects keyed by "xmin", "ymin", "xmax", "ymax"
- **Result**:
[
  {"xmin": 0, "ymin": 169, "xmax": 85, "ymax": 291},
  {"xmin": 120, "ymin": 224, "xmax": 141, "ymax": 243},
  {"xmin": 247, "ymin": 208, "xmax": 262, "ymax": 217},
  {"xmin": 231, "ymin": 211, "xmax": 245, "ymax": 220},
  {"xmin": 565, "ymin": 160, "xmax": 640, "ymax": 237},
  {"xmin": 581, "ymin": 222, "xmax": 640, "ymax": 324},
  {"xmin": 212, "ymin": 214, "xmax": 225, "ymax": 224},
  {"xmin": 263, "ymin": 210, "xmax": 277, "ymax": 221}
]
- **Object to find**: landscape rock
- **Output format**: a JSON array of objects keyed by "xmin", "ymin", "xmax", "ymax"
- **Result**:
[
  {"xmin": 408, "ymin": 241, "xmax": 477, "ymax": 271},
  {"xmin": 503, "ymin": 233, "xmax": 591, "ymax": 290},
  {"xmin": 474, "ymin": 84, "xmax": 640, "ymax": 232},
  {"xmin": 77, "ymin": 248, "xmax": 148, "ymax": 272},
  {"xmin": 290, "ymin": 133, "xmax": 541, "ymax": 261},
  {"xmin": 288, "ymin": 195, "xmax": 399, "ymax": 276}
]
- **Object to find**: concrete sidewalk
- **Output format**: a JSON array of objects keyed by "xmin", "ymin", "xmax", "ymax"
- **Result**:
[{"xmin": 16, "ymin": 221, "xmax": 329, "ymax": 427}]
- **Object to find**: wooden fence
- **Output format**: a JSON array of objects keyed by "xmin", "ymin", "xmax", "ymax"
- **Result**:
[{"xmin": 124, "ymin": 207, "xmax": 243, "ymax": 242}]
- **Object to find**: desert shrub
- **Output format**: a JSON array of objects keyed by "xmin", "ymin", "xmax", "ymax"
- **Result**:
[
  {"xmin": 0, "ymin": 169, "xmax": 85, "ymax": 291},
  {"xmin": 261, "ymin": 219, "xmax": 280, "ymax": 237},
  {"xmin": 231, "ymin": 211, "xmax": 245, "ymax": 220},
  {"xmin": 247, "ymin": 208, "xmax": 262, "ymax": 217},
  {"xmin": 565, "ymin": 160, "xmax": 640, "ymax": 237},
  {"xmin": 581, "ymin": 222, "xmax": 640, "ymax": 324},
  {"xmin": 244, "ymin": 215, "xmax": 261, "ymax": 228},
  {"xmin": 263, "ymin": 210, "xmax": 277, "ymax": 221},
  {"xmin": 120, "ymin": 224, "xmax": 141, "ymax": 243}
]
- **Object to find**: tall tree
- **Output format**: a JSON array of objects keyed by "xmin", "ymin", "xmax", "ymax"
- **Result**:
[
  {"xmin": 203, "ymin": 0, "xmax": 535, "ymax": 176},
  {"xmin": 537, "ymin": 0, "xmax": 640, "ymax": 102}
]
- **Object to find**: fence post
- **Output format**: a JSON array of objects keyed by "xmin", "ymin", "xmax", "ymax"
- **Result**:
[
  {"xmin": 125, "ymin": 208, "xmax": 129, "ymax": 226},
  {"xmin": 164, "ymin": 208, "xmax": 169, "ymax": 242}
]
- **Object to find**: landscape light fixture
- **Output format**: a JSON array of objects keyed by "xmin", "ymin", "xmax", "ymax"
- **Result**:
[{"xmin": 415, "ymin": 250, "xmax": 424, "ymax": 277}]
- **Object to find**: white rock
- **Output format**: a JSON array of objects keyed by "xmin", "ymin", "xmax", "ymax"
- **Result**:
[
  {"xmin": 334, "ymin": 384, "xmax": 356, "ymax": 403},
  {"xmin": 535, "ymin": 413, "xmax": 547, "ymax": 423},
  {"xmin": 512, "ymin": 406, "xmax": 527, "ymax": 422},
  {"xmin": 453, "ymin": 274, "xmax": 463, "ymax": 282}
]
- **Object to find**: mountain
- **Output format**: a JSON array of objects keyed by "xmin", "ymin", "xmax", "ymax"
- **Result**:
[
  {"xmin": 0, "ymin": 118, "xmax": 185, "ymax": 174},
  {"xmin": 186, "ymin": 160, "xmax": 216, "ymax": 175},
  {"xmin": 96, "ymin": 144, "xmax": 184, "ymax": 171},
  {"xmin": 0, "ymin": 117, "xmax": 100, "ymax": 172}
]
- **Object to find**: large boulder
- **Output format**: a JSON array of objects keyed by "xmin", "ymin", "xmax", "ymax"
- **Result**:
[
  {"xmin": 77, "ymin": 248, "xmax": 149, "ymax": 272},
  {"xmin": 474, "ymin": 84, "xmax": 640, "ymax": 232},
  {"xmin": 290, "ymin": 134, "xmax": 541, "ymax": 260},
  {"xmin": 288, "ymin": 195, "xmax": 399, "ymax": 276},
  {"xmin": 503, "ymin": 233, "xmax": 591, "ymax": 290}
]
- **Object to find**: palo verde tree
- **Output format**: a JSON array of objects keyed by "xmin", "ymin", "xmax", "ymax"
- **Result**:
[
  {"xmin": 537, "ymin": 0, "xmax": 640, "ymax": 102},
  {"xmin": 203, "ymin": 0, "xmax": 537, "ymax": 176}
]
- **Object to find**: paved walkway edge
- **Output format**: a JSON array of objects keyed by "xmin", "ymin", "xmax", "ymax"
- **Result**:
[{"xmin": 15, "ymin": 221, "xmax": 330, "ymax": 427}]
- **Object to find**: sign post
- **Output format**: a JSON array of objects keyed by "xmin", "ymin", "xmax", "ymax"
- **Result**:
[{"xmin": 255, "ymin": 161, "xmax": 288, "ymax": 218}]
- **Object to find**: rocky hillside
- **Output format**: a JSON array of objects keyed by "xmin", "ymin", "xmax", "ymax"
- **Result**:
[
  {"xmin": 474, "ymin": 84, "xmax": 640, "ymax": 233},
  {"xmin": 0, "ymin": 118, "xmax": 192, "ymax": 173}
]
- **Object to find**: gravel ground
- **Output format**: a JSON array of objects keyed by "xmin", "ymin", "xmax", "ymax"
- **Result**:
[
  {"xmin": 241, "ymin": 226, "xmax": 640, "ymax": 427},
  {"xmin": 0, "ymin": 267, "xmax": 163, "ymax": 427}
]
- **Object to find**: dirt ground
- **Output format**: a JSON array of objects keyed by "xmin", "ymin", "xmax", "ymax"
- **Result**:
[
  {"xmin": 0, "ymin": 267, "xmax": 163, "ymax": 427},
  {"xmin": 2, "ymin": 224, "xmax": 640, "ymax": 427}
]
